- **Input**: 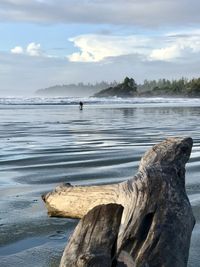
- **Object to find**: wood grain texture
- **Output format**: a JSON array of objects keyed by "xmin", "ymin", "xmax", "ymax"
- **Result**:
[
  {"xmin": 60, "ymin": 203, "xmax": 123, "ymax": 267},
  {"xmin": 42, "ymin": 137, "xmax": 195, "ymax": 267}
]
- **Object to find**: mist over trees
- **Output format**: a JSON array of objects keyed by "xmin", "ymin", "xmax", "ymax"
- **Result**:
[
  {"xmin": 36, "ymin": 81, "xmax": 118, "ymax": 97},
  {"xmin": 94, "ymin": 77, "xmax": 200, "ymax": 97},
  {"xmin": 35, "ymin": 77, "xmax": 200, "ymax": 97},
  {"xmin": 138, "ymin": 78, "xmax": 200, "ymax": 96},
  {"xmin": 94, "ymin": 77, "xmax": 137, "ymax": 97}
]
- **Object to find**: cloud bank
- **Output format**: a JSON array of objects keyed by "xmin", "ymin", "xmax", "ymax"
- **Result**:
[
  {"xmin": 0, "ymin": 0, "xmax": 200, "ymax": 27},
  {"xmin": 1, "ymin": 0, "xmax": 200, "ymax": 95},
  {"xmin": 67, "ymin": 31, "xmax": 200, "ymax": 62}
]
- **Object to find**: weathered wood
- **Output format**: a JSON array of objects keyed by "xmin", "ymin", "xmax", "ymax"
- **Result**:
[
  {"xmin": 60, "ymin": 203, "xmax": 123, "ymax": 267},
  {"xmin": 42, "ymin": 182, "xmax": 119, "ymax": 218},
  {"xmin": 42, "ymin": 137, "xmax": 195, "ymax": 267}
]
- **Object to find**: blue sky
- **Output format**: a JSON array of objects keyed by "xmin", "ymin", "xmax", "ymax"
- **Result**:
[
  {"xmin": 1, "ymin": 0, "xmax": 200, "ymax": 96},
  {"xmin": 0, "ymin": 22, "xmax": 107, "ymax": 55}
]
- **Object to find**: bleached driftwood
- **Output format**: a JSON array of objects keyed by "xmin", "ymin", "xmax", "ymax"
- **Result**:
[
  {"xmin": 42, "ymin": 137, "xmax": 195, "ymax": 267},
  {"xmin": 60, "ymin": 203, "xmax": 123, "ymax": 267}
]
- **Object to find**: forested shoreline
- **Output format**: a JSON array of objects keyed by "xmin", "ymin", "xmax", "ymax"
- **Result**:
[
  {"xmin": 94, "ymin": 77, "xmax": 200, "ymax": 97},
  {"xmin": 138, "ymin": 78, "xmax": 200, "ymax": 97},
  {"xmin": 35, "ymin": 77, "xmax": 200, "ymax": 97}
]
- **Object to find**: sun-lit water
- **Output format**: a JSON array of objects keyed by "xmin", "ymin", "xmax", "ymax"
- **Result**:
[{"xmin": 0, "ymin": 97, "xmax": 200, "ymax": 266}]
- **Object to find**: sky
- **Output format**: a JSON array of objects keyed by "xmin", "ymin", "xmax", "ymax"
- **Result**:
[{"xmin": 1, "ymin": 0, "xmax": 200, "ymax": 96}]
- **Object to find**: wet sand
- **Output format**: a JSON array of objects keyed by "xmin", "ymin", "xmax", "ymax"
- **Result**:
[{"xmin": 0, "ymin": 100, "xmax": 200, "ymax": 266}]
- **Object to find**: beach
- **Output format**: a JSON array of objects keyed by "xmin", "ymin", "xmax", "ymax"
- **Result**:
[{"xmin": 0, "ymin": 97, "xmax": 200, "ymax": 267}]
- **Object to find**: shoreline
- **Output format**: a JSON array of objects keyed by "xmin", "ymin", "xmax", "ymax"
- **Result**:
[{"xmin": 0, "ymin": 101, "xmax": 200, "ymax": 266}]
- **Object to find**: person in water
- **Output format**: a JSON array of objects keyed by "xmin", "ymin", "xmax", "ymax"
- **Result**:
[{"xmin": 79, "ymin": 101, "xmax": 83, "ymax": 110}]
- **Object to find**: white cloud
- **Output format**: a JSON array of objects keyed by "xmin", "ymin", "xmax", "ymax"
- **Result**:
[
  {"xmin": 67, "ymin": 32, "xmax": 200, "ymax": 63},
  {"xmin": 26, "ymin": 42, "xmax": 42, "ymax": 56},
  {"xmin": 11, "ymin": 46, "xmax": 24, "ymax": 54},
  {"xmin": 69, "ymin": 51, "xmax": 95, "ymax": 62},
  {"xmin": 149, "ymin": 31, "xmax": 200, "ymax": 61},
  {"xmin": 2, "ymin": 49, "xmax": 200, "ymax": 96},
  {"xmin": 11, "ymin": 42, "xmax": 43, "ymax": 57},
  {"xmin": 149, "ymin": 45, "xmax": 181, "ymax": 61},
  {"xmin": 68, "ymin": 34, "xmax": 151, "ymax": 62}
]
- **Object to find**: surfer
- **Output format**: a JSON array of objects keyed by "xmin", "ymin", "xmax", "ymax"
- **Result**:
[{"xmin": 79, "ymin": 101, "xmax": 83, "ymax": 110}]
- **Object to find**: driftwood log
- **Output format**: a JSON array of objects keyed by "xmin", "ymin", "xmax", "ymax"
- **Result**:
[
  {"xmin": 42, "ymin": 137, "xmax": 195, "ymax": 267},
  {"xmin": 60, "ymin": 203, "xmax": 123, "ymax": 267}
]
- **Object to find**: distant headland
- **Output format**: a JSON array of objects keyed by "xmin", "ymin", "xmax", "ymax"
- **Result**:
[
  {"xmin": 93, "ymin": 77, "xmax": 137, "ymax": 97},
  {"xmin": 35, "ymin": 77, "xmax": 200, "ymax": 98},
  {"xmin": 35, "ymin": 81, "xmax": 118, "ymax": 97},
  {"xmin": 94, "ymin": 77, "xmax": 200, "ymax": 98}
]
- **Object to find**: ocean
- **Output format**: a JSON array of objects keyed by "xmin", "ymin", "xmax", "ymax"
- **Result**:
[{"xmin": 0, "ymin": 97, "xmax": 200, "ymax": 267}]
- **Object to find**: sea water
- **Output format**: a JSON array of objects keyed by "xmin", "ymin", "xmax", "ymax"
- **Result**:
[{"xmin": 0, "ymin": 97, "xmax": 200, "ymax": 266}]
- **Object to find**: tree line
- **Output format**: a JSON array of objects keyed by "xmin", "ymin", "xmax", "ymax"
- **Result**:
[{"xmin": 138, "ymin": 78, "xmax": 200, "ymax": 96}]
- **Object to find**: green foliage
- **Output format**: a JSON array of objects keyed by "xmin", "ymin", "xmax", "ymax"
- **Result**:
[
  {"xmin": 122, "ymin": 77, "xmax": 137, "ymax": 91},
  {"xmin": 95, "ymin": 76, "xmax": 200, "ymax": 98},
  {"xmin": 187, "ymin": 78, "xmax": 200, "ymax": 95},
  {"xmin": 138, "ymin": 77, "xmax": 200, "ymax": 96},
  {"xmin": 123, "ymin": 77, "xmax": 130, "ymax": 86},
  {"xmin": 94, "ymin": 77, "xmax": 138, "ymax": 97}
]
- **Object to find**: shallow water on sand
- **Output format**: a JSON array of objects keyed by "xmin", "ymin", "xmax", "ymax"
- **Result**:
[{"xmin": 0, "ymin": 99, "xmax": 200, "ymax": 266}]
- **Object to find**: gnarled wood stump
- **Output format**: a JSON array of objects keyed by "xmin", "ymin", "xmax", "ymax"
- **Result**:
[
  {"xmin": 42, "ymin": 137, "xmax": 195, "ymax": 267},
  {"xmin": 60, "ymin": 203, "xmax": 123, "ymax": 267}
]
